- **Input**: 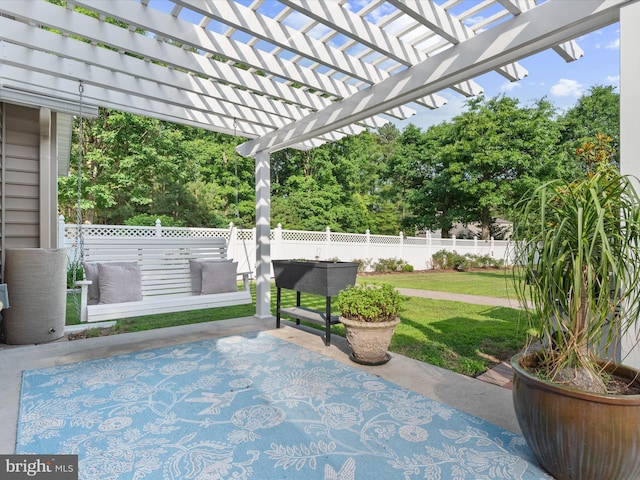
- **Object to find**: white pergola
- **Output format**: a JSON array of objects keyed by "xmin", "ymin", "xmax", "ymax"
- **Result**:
[{"xmin": 1, "ymin": 0, "xmax": 639, "ymax": 361}]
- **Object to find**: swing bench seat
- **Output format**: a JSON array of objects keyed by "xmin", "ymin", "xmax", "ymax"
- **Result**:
[{"xmin": 75, "ymin": 237, "xmax": 252, "ymax": 323}]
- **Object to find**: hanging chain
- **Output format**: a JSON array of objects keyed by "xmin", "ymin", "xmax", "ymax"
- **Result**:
[
  {"xmin": 72, "ymin": 81, "xmax": 85, "ymax": 318},
  {"xmin": 76, "ymin": 82, "xmax": 84, "ymax": 256},
  {"xmin": 232, "ymin": 118, "xmax": 253, "ymax": 279},
  {"xmin": 233, "ymin": 118, "xmax": 240, "ymax": 221}
]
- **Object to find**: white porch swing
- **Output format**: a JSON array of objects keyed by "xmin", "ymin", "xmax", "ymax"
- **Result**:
[{"xmin": 72, "ymin": 86, "xmax": 253, "ymax": 324}]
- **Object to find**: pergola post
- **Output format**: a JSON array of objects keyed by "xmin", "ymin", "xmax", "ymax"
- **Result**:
[
  {"xmin": 619, "ymin": 0, "xmax": 640, "ymax": 368},
  {"xmin": 254, "ymin": 149, "xmax": 272, "ymax": 319}
]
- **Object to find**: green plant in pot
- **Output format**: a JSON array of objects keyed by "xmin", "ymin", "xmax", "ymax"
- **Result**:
[
  {"xmin": 510, "ymin": 134, "xmax": 640, "ymax": 480},
  {"xmin": 336, "ymin": 283, "xmax": 405, "ymax": 365}
]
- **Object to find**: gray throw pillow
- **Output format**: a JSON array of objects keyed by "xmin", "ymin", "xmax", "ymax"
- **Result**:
[
  {"xmin": 98, "ymin": 262, "xmax": 143, "ymax": 304},
  {"xmin": 189, "ymin": 259, "xmax": 231, "ymax": 295},
  {"xmin": 201, "ymin": 261, "xmax": 238, "ymax": 294},
  {"xmin": 83, "ymin": 261, "xmax": 137, "ymax": 305}
]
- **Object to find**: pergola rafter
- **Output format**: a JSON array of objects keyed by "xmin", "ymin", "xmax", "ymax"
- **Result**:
[{"xmin": 237, "ymin": 0, "xmax": 626, "ymax": 156}]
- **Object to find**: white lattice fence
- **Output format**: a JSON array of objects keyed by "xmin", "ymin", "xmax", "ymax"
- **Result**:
[{"xmin": 61, "ymin": 217, "xmax": 513, "ymax": 274}]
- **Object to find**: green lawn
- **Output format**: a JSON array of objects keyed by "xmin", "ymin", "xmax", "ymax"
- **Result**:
[
  {"xmin": 359, "ymin": 269, "xmax": 519, "ymax": 299},
  {"xmin": 66, "ymin": 269, "xmax": 529, "ymax": 377}
]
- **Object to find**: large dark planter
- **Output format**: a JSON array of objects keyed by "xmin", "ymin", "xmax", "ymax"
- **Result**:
[
  {"xmin": 272, "ymin": 260, "xmax": 358, "ymax": 296},
  {"xmin": 512, "ymin": 352, "xmax": 640, "ymax": 480}
]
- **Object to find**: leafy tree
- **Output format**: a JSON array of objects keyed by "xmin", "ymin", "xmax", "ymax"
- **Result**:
[
  {"xmin": 59, "ymin": 87, "xmax": 620, "ymax": 237},
  {"xmin": 395, "ymin": 96, "xmax": 566, "ymax": 239},
  {"xmin": 386, "ymin": 123, "xmax": 450, "ymax": 233},
  {"xmin": 560, "ymin": 85, "xmax": 620, "ymax": 164},
  {"xmin": 59, "ymin": 109, "xmax": 255, "ymax": 227},
  {"xmin": 270, "ymin": 131, "xmax": 401, "ymax": 233}
]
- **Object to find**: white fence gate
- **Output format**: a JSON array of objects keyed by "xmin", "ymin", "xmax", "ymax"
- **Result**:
[{"xmin": 60, "ymin": 217, "xmax": 512, "ymax": 275}]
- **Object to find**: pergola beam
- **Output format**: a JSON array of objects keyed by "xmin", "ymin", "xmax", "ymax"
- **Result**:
[{"xmin": 237, "ymin": 0, "xmax": 626, "ymax": 157}]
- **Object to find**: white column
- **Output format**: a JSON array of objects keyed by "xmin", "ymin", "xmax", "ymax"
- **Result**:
[
  {"xmin": 254, "ymin": 150, "xmax": 272, "ymax": 319},
  {"xmin": 620, "ymin": 1, "xmax": 640, "ymax": 368}
]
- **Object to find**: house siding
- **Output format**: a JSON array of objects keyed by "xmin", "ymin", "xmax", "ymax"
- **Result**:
[{"xmin": 1, "ymin": 103, "xmax": 41, "ymax": 250}]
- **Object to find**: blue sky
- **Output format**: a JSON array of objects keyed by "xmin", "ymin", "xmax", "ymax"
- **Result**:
[{"xmin": 395, "ymin": 22, "xmax": 621, "ymax": 130}]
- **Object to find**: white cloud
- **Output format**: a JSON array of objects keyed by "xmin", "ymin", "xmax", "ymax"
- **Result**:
[
  {"xmin": 500, "ymin": 81, "xmax": 522, "ymax": 93},
  {"xmin": 464, "ymin": 15, "xmax": 485, "ymax": 27},
  {"xmin": 550, "ymin": 79, "xmax": 585, "ymax": 98},
  {"xmin": 605, "ymin": 38, "xmax": 620, "ymax": 50},
  {"xmin": 605, "ymin": 75, "xmax": 620, "ymax": 90}
]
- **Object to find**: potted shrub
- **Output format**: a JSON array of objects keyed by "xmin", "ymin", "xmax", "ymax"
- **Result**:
[
  {"xmin": 510, "ymin": 135, "xmax": 640, "ymax": 480},
  {"xmin": 336, "ymin": 283, "xmax": 405, "ymax": 365}
]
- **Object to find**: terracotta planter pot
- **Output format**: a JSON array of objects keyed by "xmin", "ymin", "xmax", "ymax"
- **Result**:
[
  {"xmin": 340, "ymin": 316, "xmax": 399, "ymax": 365},
  {"xmin": 511, "ymin": 352, "xmax": 640, "ymax": 480}
]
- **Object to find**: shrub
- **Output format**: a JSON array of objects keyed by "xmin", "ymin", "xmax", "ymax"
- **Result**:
[
  {"xmin": 372, "ymin": 257, "xmax": 413, "ymax": 273},
  {"xmin": 351, "ymin": 258, "xmax": 372, "ymax": 273},
  {"xmin": 336, "ymin": 284, "xmax": 404, "ymax": 323},
  {"xmin": 431, "ymin": 250, "xmax": 504, "ymax": 271}
]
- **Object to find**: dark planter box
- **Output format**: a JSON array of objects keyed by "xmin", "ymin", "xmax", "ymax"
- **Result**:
[{"xmin": 272, "ymin": 260, "xmax": 358, "ymax": 296}]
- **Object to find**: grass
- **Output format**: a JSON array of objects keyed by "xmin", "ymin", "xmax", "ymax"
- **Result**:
[
  {"xmin": 359, "ymin": 269, "xmax": 519, "ymax": 299},
  {"xmin": 391, "ymin": 298, "xmax": 525, "ymax": 376},
  {"xmin": 65, "ymin": 269, "xmax": 529, "ymax": 377}
]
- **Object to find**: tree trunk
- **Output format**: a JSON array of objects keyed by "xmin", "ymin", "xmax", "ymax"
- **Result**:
[{"xmin": 480, "ymin": 206, "xmax": 491, "ymax": 240}]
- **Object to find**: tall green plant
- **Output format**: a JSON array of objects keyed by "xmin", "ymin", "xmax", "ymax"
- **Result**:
[{"xmin": 512, "ymin": 135, "xmax": 640, "ymax": 393}]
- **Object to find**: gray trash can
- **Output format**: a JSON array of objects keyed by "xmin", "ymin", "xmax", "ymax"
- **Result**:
[{"xmin": 3, "ymin": 248, "xmax": 67, "ymax": 344}]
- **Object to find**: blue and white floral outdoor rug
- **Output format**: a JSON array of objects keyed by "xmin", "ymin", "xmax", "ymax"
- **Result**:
[{"xmin": 17, "ymin": 332, "xmax": 551, "ymax": 479}]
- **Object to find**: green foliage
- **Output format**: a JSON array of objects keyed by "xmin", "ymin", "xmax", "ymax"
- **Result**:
[
  {"xmin": 336, "ymin": 284, "xmax": 405, "ymax": 323},
  {"xmin": 372, "ymin": 257, "xmax": 412, "ymax": 273},
  {"xmin": 390, "ymin": 96, "xmax": 566, "ymax": 239},
  {"xmin": 511, "ymin": 135, "xmax": 640, "ymax": 392},
  {"xmin": 351, "ymin": 258, "xmax": 372, "ymax": 273},
  {"xmin": 560, "ymin": 85, "xmax": 620, "ymax": 164},
  {"xmin": 270, "ymin": 131, "xmax": 402, "ymax": 234},
  {"xmin": 58, "ymin": 88, "xmax": 619, "ymax": 237},
  {"xmin": 58, "ymin": 109, "xmax": 253, "ymax": 227},
  {"xmin": 67, "ymin": 260, "xmax": 83, "ymax": 289},
  {"xmin": 431, "ymin": 250, "xmax": 503, "ymax": 271}
]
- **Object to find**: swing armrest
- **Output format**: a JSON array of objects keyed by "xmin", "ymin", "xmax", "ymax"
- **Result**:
[{"xmin": 74, "ymin": 280, "xmax": 92, "ymax": 323}]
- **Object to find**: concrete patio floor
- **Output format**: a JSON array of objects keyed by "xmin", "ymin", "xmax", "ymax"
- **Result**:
[{"xmin": 0, "ymin": 316, "xmax": 520, "ymax": 454}]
